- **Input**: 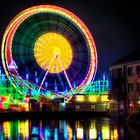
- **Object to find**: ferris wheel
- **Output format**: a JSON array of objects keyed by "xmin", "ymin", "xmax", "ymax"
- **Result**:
[{"xmin": 1, "ymin": 5, "xmax": 97, "ymax": 94}]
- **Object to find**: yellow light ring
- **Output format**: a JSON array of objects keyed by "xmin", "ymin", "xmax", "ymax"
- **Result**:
[
  {"xmin": 34, "ymin": 32, "xmax": 73, "ymax": 73},
  {"xmin": 1, "ymin": 5, "xmax": 98, "ymax": 91}
]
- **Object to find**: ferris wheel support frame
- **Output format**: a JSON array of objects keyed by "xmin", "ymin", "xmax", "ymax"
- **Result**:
[
  {"xmin": 38, "ymin": 54, "xmax": 75, "ymax": 94},
  {"xmin": 38, "ymin": 55, "xmax": 55, "ymax": 92},
  {"xmin": 57, "ymin": 55, "xmax": 75, "ymax": 94}
]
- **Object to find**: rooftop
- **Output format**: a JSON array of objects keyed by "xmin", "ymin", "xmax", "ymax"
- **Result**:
[{"xmin": 110, "ymin": 48, "xmax": 140, "ymax": 67}]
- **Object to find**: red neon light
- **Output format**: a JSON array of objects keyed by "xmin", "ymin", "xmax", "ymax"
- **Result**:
[{"xmin": 129, "ymin": 103, "xmax": 134, "ymax": 108}]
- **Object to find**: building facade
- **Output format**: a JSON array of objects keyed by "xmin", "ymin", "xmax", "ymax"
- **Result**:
[{"xmin": 110, "ymin": 50, "xmax": 140, "ymax": 115}]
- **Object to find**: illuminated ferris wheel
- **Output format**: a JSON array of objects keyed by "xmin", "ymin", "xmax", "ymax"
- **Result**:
[{"xmin": 1, "ymin": 5, "xmax": 97, "ymax": 94}]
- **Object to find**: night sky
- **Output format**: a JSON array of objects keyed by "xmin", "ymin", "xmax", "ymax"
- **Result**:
[{"xmin": 0, "ymin": 0, "xmax": 139, "ymax": 80}]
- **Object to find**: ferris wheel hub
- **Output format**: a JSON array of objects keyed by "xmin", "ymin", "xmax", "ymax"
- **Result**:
[
  {"xmin": 52, "ymin": 47, "xmax": 61, "ymax": 57},
  {"xmin": 55, "ymin": 54, "xmax": 59, "ymax": 58}
]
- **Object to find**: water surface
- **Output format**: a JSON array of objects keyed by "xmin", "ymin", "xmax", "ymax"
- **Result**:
[{"xmin": 0, "ymin": 117, "xmax": 140, "ymax": 140}]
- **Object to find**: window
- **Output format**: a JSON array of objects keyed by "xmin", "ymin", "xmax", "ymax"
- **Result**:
[
  {"xmin": 136, "ymin": 66, "xmax": 140, "ymax": 76},
  {"xmin": 118, "ymin": 68, "xmax": 123, "ymax": 77},
  {"xmin": 91, "ymin": 105, "xmax": 95, "ymax": 109},
  {"xmin": 128, "ymin": 67, "xmax": 133, "ymax": 76},
  {"xmin": 128, "ymin": 83, "xmax": 133, "ymax": 92},
  {"xmin": 76, "ymin": 105, "xmax": 80, "ymax": 109},
  {"xmin": 137, "ymin": 83, "xmax": 140, "ymax": 91}
]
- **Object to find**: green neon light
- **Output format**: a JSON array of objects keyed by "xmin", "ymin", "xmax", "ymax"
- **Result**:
[
  {"xmin": 3, "ymin": 102, "xmax": 9, "ymax": 109},
  {"xmin": 0, "ymin": 71, "xmax": 110, "ymax": 106}
]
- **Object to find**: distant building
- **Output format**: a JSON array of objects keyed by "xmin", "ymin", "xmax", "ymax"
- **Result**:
[
  {"xmin": 66, "ymin": 94, "xmax": 109, "ymax": 112},
  {"xmin": 110, "ymin": 49, "xmax": 140, "ymax": 115}
]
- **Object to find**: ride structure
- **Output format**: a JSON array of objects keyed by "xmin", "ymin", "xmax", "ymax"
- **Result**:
[
  {"xmin": 0, "ymin": 5, "xmax": 111, "ymax": 111},
  {"xmin": 1, "ymin": 5, "xmax": 97, "ymax": 97}
]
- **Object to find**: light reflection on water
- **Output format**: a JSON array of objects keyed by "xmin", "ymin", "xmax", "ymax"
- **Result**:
[{"xmin": 0, "ymin": 118, "xmax": 140, "ymax": 140}]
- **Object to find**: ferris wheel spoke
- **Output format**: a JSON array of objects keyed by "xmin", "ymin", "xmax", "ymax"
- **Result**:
[
  {"xmin": 35, "ymin": 20, "xmax": 48, "ymax": 45},
  {"xmin": 17, "ymin": 30, "xmax": 36, "ymax": 41},
  {"xmin": 36, "ymin": 37, "xmax": 48, "ymax": 48},
  {"xmin": 72, "ymin": 57, "xmax": 89, "ymax": 64},
  {"xmin": 22, "ymin": 20, "xmax": 39, "ymax": 38},
  {"xmin": 35, "ymin": 25, "xmax": 52, "ymax": 47},
  {"xmin": 12, "ymin": 41, "xmax": 32, "ymax": 48},
  {"xmin": 73, "ymin": 50, "xmax": 89, "ymax": 53}
]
